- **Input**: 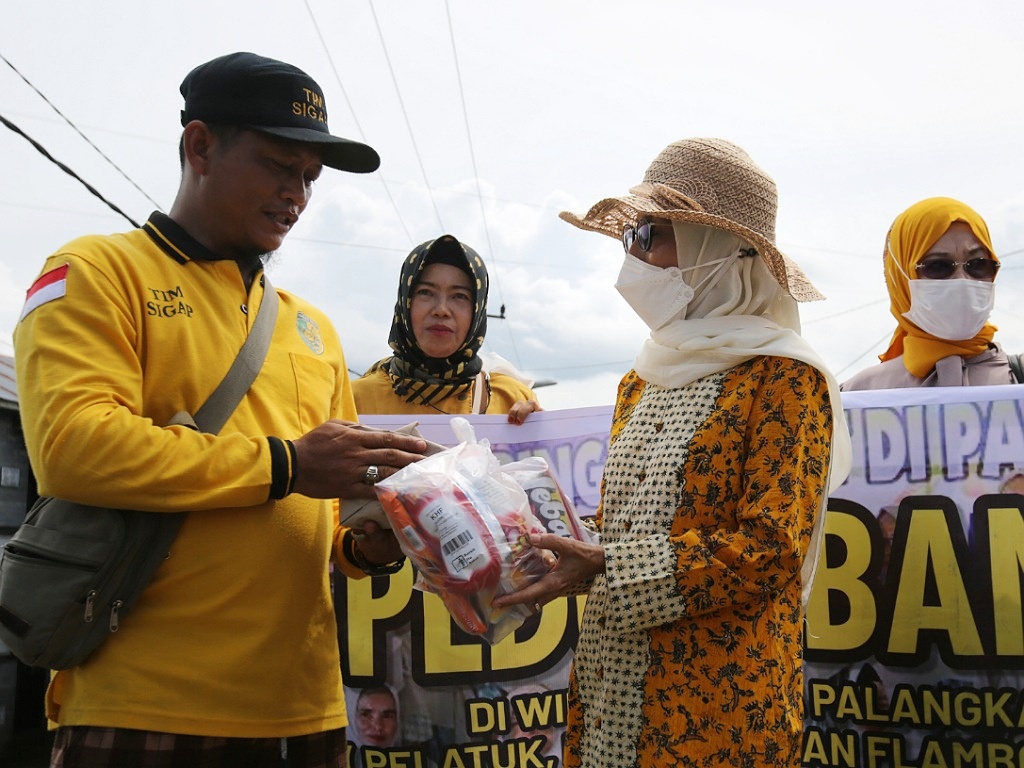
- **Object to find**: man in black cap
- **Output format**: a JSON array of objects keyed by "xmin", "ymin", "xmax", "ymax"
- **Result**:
[{"xmin": 14, "ymin": 52, "xmax": 424, "ymax": 767}]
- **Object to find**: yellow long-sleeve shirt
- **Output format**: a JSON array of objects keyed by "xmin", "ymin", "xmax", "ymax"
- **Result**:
[{"xmin": 14, "ymin": 212, "xmax": 360, "ymax": 737}]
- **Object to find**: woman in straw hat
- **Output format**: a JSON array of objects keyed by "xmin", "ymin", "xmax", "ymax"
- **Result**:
[
  {"xmin": 494, "ymin": 137, "xmax": 851, "ymax": 767},
  {"xmin": 842, "ymin": 196, "xmax": 1017, "ymax": 389}
]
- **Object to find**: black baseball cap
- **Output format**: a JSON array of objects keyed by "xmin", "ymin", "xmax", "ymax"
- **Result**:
[{"xmin": 179, "ymin": 52, "xmax": 380, "ymax": 173}]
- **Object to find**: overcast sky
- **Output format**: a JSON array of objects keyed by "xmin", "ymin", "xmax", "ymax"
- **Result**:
[{"xmin": 3, "ymin": 1, "xmax": 1024, "ymax": 410}]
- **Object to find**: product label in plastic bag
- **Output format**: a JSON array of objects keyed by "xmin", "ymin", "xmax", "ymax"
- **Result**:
[{"xmin": 417, "ymin": 499, "xmax": 489, "ymax": 578}]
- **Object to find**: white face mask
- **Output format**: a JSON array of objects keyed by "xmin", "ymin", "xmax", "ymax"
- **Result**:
[
  {"xmin": 903, "ymin": 278, "xmax": 995, "ymax": 340},
  {"xmin": 615, "ymin": 254, "xmax": 692, "ymax": 331},
  {"xmin": 614, "ymin": 252, "xmax": 732, "ymax": 331}
]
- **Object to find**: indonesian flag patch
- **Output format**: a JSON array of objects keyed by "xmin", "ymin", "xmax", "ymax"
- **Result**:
[{"xmin": 20, "ymin": 264, "xmax": 69, "ymax": 322}]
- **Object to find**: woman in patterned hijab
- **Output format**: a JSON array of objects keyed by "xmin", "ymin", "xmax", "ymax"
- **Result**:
[
  {"xmin": 352, "ymin": 234, "xmax": 539, "ymax": 421},
  {"xmin": 380, "ymin": 235, "xmax": 488, "ymax": 406}
]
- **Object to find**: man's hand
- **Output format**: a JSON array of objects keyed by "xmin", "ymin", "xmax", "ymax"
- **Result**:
[
  {"xmin": 352, "ymin": 520, "xmax": 405, "ymax": 566},
  {"xmin": 290, "ymin": 420, "xmax": 427, "ymax": 499}
]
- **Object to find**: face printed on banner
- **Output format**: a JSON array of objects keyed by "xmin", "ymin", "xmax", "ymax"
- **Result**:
[
  {"xmin": 355, "ymin": 688, "xmax": 398, "ymax": 748},
  {"xmin": 999, "ymin": 473, "xmax": 1024, "ymax": 496},
  {"xmin": 503, "ymin": 685, "xmax": 564, "ymax": 760}
]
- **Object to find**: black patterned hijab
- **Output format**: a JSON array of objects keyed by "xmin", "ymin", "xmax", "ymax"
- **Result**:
[{"xmin": 366, "ymin": 235, "xmax": 489, "ymax": 405}]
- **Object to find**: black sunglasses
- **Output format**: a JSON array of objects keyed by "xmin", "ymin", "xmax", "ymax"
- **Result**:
[
  {"xmin": 622, "ymin": 220, "xmax": 671, "ymax": 253},
  {"xmin": 914, "ymin": 258, "xmax": 999, "ymax": 280}
]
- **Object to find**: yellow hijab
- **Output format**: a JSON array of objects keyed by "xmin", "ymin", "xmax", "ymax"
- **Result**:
[{"xmin": 880, "ymin": 197, "xmax": 999, "ymax": 377}]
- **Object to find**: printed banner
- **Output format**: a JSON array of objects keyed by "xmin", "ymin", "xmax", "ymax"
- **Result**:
[
  {"xmin": 803, "ymin": 386, "xmax": 1024, "ymax": 768},
  {"xmin": 336, "ymin": 409, "xmax": 609, "ymax": 768},
  {"xmin": 335, "ymin": 389, "xmax": 1024, "ymax": 768}
]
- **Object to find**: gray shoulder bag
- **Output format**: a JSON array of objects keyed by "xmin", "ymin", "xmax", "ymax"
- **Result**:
[{"xmin": 0, "ymin": 279, "xmax": 279, "ymax": 669}]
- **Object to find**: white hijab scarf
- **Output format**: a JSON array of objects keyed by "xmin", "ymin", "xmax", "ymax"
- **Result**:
[{"xmin": 631, "ymin": 221, "xmax": 852, "ymax": 605}]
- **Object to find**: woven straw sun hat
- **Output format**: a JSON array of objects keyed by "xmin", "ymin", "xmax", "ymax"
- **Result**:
[{"xmin": 560, "ymin": 137, "xmax": 824, "ymax": 302}]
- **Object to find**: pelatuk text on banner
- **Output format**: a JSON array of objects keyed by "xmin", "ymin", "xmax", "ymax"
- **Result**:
[
  {"xmin": 335, "ymin": 407, "xmax": 610, "ymax": 768},
  {"xmin": 803, "ymin": 385, "xmax": 1024, "ymax": 768}
]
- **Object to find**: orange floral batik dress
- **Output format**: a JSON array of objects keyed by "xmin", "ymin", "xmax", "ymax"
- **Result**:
[{"xmin": 565, "ymin": 355, "xmax": 833, "ymax": 768}]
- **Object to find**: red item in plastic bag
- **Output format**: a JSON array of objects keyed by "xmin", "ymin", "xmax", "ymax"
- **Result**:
[{"xmin": 374, "ymin": 420, "xmax": 556, "ymax": 643}]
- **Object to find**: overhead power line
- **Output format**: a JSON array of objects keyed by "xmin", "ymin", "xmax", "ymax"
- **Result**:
[
  {"xmin": 1, "ymin": 52, "xmax": 161, "ymax": 211},
  {"xmin": 366, "ymin": 1, "xmax": 446, "ymax": 232},
  {"xmin": 802, "ymin": 298, "xmax": 888, "ymax": 325},
  {"xmin": 302, "ymin": 0, "xmax": 415, "ymax": 244},
  {"xmin": 304, "ymin": 0, "xmax": 526, "ymax": 368},
  {"xmin": 444, "ymin": 0, "xmax": 523, "ymax": 369},
  {"xmin": 834, "ymin": 331, "xmax": 890, "ymax": 378},
  {"xmin": 0, "ymin": 112, "xmax": 139, "ymax": 228}
]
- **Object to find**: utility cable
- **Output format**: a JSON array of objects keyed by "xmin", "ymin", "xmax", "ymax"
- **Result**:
[
  {"xmin": 1, "ymin": 52, "xmax": 161, "ymax": 211},
  {"xmin": 443, "ymin": 0, "xmax": 523, "ymax": 368},
  {"xmin": 529, "ymin": 359, "xmax": 634, "ymax": 372},
  {"xmin": 834, "ymin": 331, "xmax": 890, "ymax": 378},
  {"xmin": 802, "ymin": 298, "xmax": 888, "ymax": 325},
  {"xmin": 366, "ymin": 0, "xmax": 446, "ymax": 232},
  {"xmin": 0, "ymin": 112, "xmax": 139, "ymax": 228},
  {"xmin": 302, "ymin": 0, "xmax": 415, "ymax": 244}
]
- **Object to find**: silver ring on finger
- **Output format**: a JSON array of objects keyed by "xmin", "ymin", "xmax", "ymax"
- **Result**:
[{"xmin": 363, "ymin": 465, "xmax": 381, "ymax": 485}]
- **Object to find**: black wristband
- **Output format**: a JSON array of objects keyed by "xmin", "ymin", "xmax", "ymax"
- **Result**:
[
  {"xmin": 267, "ymin": 436, "xmax": 290, "ymax": 500},
  {"xmin": 343, "ymin": 529, "xmax": 406, "ymax": 576},
  {"xmin": 284, "ymin": 439, "xmax": 298, "ymax": 496}
]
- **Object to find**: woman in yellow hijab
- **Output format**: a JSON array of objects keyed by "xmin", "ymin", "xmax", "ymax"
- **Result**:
[{"xmin": 842, "ymin": 196, "xmax": 1016, "ymax": 389}]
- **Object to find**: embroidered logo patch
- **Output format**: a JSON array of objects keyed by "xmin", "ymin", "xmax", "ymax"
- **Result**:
[
  {"xmin": 20, "ymin": 264, "xmax": 69, "ymax": 321},
  {"xmin": 296, "ymin": 312, "xmax": 324, "ymax": 354}
]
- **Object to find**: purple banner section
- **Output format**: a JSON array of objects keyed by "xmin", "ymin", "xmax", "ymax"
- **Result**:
[{"xmin": 338, "ymin": 388, "xmax": 1024, "ymax": 768}]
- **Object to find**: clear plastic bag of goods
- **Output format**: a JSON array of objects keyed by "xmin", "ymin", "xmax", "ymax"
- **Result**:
[{"xmin": 374, "ymin": 418, "xmax": 556, "ymax": 644}]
